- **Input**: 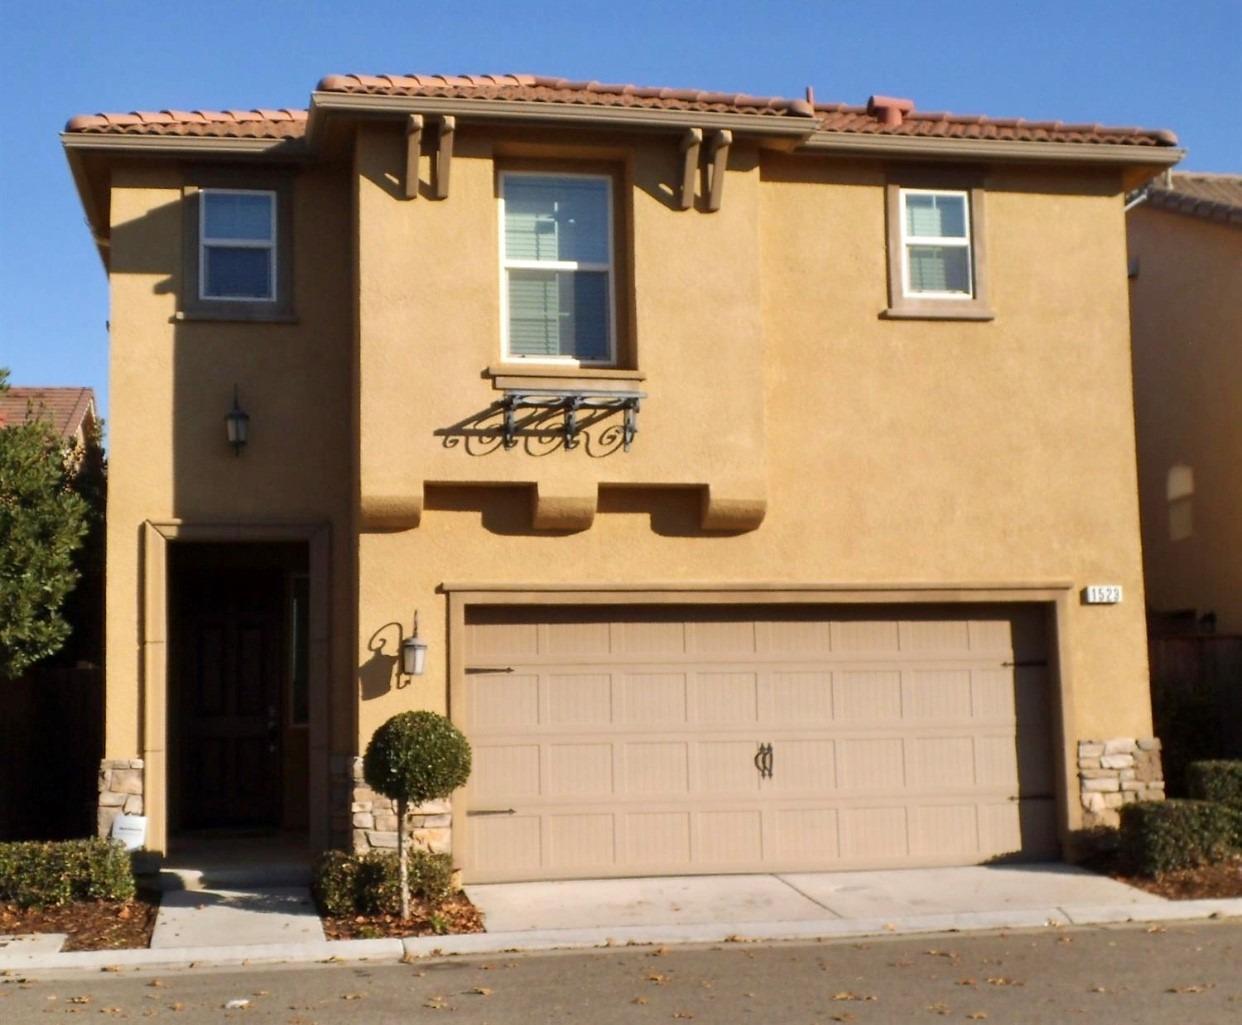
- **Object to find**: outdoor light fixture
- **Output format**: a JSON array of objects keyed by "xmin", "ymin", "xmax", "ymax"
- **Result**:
[
  {"xmin": 225, "ymin": 386, "xmax": 250, "ymax": 456},
  {"xmin": 400, "ymin": 613, "xmax": 428, "ymax": 677}
]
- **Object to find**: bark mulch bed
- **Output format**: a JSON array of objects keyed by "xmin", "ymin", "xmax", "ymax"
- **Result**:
[
  {"xmin": 1111, "ymin": 859, "xmax": 1242, "ymax": 901},
  {"xmin": 0, "ymin": 889, "xmax": 160, "ymax": 952},
  {"xmin": 320, "ymin": 892, "xmax": 484, "ymax": 941}
]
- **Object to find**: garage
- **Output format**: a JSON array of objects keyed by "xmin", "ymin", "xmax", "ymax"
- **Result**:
[{"xmin": 455, "ymin": 603, "xmax": 1059, "ymax": 882}]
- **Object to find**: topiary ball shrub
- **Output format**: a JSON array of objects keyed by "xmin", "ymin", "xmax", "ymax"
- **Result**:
[
  {"xmin": 363, "ymin": 710, "xmax": 472, "ymax": 807},
  {"xmin": 1186, "ymin": 760, "xmax": 1242, "ymax": 814},
  {"xmin": 1119, "ymin": 799, "xmax": 1242, "ymax": 876}
]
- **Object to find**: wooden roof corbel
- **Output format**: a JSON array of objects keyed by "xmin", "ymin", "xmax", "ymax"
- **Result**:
[
  {"xmin": 678, "ymin": 128, "xmax": 702, "ymax": 210},
  {"xmin": 705, "ymin": 129, "xmax": 732, "ymax": 212},
  {"xmin": 404, "ymin": 114, "xmax": 423, "ymax": 199},
  {"xmin": 434, "ymin": 115, "xmax": 455, "ymax": 200}
]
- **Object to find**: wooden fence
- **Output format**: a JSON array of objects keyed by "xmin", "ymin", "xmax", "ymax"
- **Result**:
[{"xmin": 0, "ymin": 665, "xmax": 103, "ymax": 841}]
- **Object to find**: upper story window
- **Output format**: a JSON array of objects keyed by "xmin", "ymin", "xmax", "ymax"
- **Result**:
[
  {"xmin": 900, "ymin": 189, "xmax": 972, "ymax": 299},
  {"xmin": 200, "ymin": 189, "xmax": 277, "ymax": 301},
  {"xmin": 179, "ymin": 173, "xmax": 294, "ymax": 322},
  {"xmin": 500, "ymin": 173, "xmax": 615, "ymax": 365},
  {"xmin": 884, "ymin": 177, "xmax": 993, "ymax": 321}
]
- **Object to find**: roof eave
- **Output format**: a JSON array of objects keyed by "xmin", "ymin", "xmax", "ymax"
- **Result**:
[
  {"xmin": 802, "ymin": 130, "xmax": 1185, "ymax": 169},
  {"xmin": 306, "ymin": 89, "xmax": 818, "ymax": 146}
]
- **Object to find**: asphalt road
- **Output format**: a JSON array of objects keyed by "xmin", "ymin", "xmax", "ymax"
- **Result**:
[{"xmin": 2, "ymin": 920, "xmax": 1239, "ymax": 1023}]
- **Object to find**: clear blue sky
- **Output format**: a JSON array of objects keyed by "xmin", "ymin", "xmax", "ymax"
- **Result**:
[{"xmin": 2, "ymin": 0, "xmax": 1238, "ymax": 423}]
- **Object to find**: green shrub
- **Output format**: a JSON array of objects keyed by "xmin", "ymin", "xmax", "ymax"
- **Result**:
[
  {"xmin": 0, "ymin": 838, "xmax": 136, "ymax": 908},
  {"xmin": 363, "ymin": 711, "xmax": 472, "ymax": 808},
  {"xmin": 313, "ymin": 849, "xmax": 454, "ymax": 917},
  {"xmin": 1119, "ymin": 799, "xmax": 1242, "ymax": 875},
  {"xmin": 1186, "ymin": 760, "xmax": 1242, "ymax": 814}
]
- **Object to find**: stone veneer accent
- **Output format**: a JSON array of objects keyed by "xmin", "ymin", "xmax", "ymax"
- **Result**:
[
  {"xmin": 331, "ymin": 755, "xmax": 452, "ymax": 854},
  {"xmin": 97, "ymin": 758, "xmax": 144, "ymax": 838},
  {"xmin": 1078, "ymin": 738, "xmax": 1164, "ymax": 828}
]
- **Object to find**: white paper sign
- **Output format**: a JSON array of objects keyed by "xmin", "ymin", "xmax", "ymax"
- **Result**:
[
  {"xmin": 1083, "ymin": 585, "xmax": 1123, "ymax": 605},
  {"xmin": 110, "ymin": 814, "xmax": 147, "ymax": 851}
]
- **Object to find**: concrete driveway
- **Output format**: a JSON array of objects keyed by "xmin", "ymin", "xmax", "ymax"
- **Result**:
[{"xmin": 465, "ymin": 863, "xmax": 1165, "ymax": 932}]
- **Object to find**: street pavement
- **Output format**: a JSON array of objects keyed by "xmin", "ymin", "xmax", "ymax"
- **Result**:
[{"xmin": 2, "ymin": 919, "xmax": 1239, "ymax": 1023}]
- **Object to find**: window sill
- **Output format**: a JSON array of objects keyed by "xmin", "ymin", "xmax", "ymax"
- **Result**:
[
  {"xmin": 174, "ymin": 309, "xmax": 299, "ymax": 325},
  {"xmin": 487, "ymin": 363, "xmax": 645, "ymax": 391},
  {"xmin": 881, "ymin": 304, "xmax": 995, "ymax": 322}
]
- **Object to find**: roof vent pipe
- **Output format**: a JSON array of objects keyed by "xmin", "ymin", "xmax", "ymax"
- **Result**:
[{"xmin": 867, "ymin": 95, "xmax": 914, "ymax": 127}]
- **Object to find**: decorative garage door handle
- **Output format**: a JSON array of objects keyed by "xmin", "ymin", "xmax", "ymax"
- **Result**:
[{"xmin": 754, "ymin": 743, "xmax": 773, "ymax": 779}]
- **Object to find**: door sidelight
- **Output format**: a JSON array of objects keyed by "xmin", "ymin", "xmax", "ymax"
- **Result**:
[{"xmin": 754, "ymin": 742, "xmax": 773, "ymax": 779}]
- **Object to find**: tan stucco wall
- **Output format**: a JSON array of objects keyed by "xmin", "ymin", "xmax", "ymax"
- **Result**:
[
  {"xmin": 350, "ymin": 127, "xmax": 1152, "ymax": 756},
  {"xmin": 102, "ymin": 125, "xmax": 1155, "ymax": 845},
  {"xmin": 1128, "ymin": 206, "xmax": 1242, "ymax": 631},
  {"xmin": 105, "ymin": 160, "xmax": 356, "ymax": 766}
]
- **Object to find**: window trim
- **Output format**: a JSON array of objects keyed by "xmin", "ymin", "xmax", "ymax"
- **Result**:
[
  {"xmin": 179, "ymin": 168, "xmax": 295, "ymax": 322},
  {"xmin": 498, "ymin": 170, "xmax": 619, "ymax": 367},
  {"xmin": 884, "ymin": 175, "xmax": 993, "ymax": 321},
  {"xmin": 198, "ymin": 188, "xmax": 278, "ymax": 303},
  {"xmin": 898, "ymin": 188, "xmax": 973, "ymax": 301}
]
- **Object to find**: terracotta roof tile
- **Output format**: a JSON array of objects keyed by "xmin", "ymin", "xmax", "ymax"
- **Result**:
[
  {"xmin": 1140, "ymin": 172, "xmax": 1242, "ymax": 225},
  {"xmin": 65, "ymin": 108, "xmax": 307, "ymax": 139},
  {"xmin": 64, "ymin": 74, "xmax": 1177, "ymax": 149},
  {"xmin": 0, "ymin": 387, "xmax": 96, "ymax": 439}
]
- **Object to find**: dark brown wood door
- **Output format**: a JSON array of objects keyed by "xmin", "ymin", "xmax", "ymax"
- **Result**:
[{"xmin": 173, "ymin": 567, "xmax": 284, "ymax": 830}]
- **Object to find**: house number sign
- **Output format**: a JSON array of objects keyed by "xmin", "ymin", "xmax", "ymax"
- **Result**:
[{"xmin": 1083, "ymin": 585, "xmax": 1123, "ymax": 605}]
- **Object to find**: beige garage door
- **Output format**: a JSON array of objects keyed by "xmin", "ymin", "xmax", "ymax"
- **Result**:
[{"xmin": 457, "ymin": 604, "xmax": 1057, "ymax": 882}]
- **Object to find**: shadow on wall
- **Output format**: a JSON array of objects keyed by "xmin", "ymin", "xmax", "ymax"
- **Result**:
[{"xmin": 359, "ymin": 622, "xmax": 406, "ymax": 701}]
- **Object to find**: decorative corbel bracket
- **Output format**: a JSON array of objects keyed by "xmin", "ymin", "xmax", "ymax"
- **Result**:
[
  {"xmin": 705, "ymin": 129, "xmax": 732, "ymax": 213},
  {"xmin": 678, "ymin": 128, "xmax": 702, "ymax": 210},
  {"xmin": 404, "ymin": 114, "xmax": 455, "ymax": 200},
  {"xmin": 360, "ymin": 490, "xmax": 424, "ymax": 531},
  {"xmin": 531, "ymin": 481, "xmax": 597, "ymax": 532}
]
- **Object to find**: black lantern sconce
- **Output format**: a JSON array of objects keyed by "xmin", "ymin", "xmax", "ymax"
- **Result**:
[
  {"xmin": 400, "ymin": 613, "xmax": 428, "ymax": 677},
  {"xmin": 225, "ymin": 386, "xmax": 250, "ymax": 456}
]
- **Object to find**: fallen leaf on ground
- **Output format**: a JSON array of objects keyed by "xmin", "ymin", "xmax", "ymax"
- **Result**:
[
  {"xmin": 966, "ymin": 1014, "xmax": 988, "ymax": 1020},
  {"xmin": 223, "ymin": 998, "xmax": 250, "ymax": 1009},
  {"xmin": 833, "ymin": 991, "xmax": 877, "ymax": 1001},
  {"xmin": 468, "ymin": 987, "xmax": 492, "ymax": 996},
  {"xmin": 632, "ymin": 996, "xmax": 649, "ymax": 1005},
  {"xmin": 926, "ymin": 1003, "xmax": 950, "ymax": 1015}
]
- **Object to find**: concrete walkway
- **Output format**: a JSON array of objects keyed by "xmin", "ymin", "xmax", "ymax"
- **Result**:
[{"xmin": 150, "ymin": 886, "xmax": 324, "ymax": 948}]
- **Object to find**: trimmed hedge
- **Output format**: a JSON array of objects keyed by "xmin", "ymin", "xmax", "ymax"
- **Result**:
[
  {"xmin": 313, "ymin": 849, "xmax": 454, "ymax": 917},
  {"xmin": 1186, "ymin": 760, "xmax": 1242, "ymax": 814},
  {"xmin": 1119, "ymin": 799, "xmax": 1242, "ymax": 875},
  {"xmin": 0, "ymin": 838, "xmax": 136, "ymax": 908}
]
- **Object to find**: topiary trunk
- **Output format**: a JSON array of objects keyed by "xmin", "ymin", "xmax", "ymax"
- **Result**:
[{"xmin": 397, "ymin": 795, "xmax": 410, "ymax": 920}]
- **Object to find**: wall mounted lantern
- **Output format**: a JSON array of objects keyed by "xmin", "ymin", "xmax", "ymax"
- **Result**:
[
  {"xmin": 225, "ymin": 386, "xmax": 250, "ymax": 456},
  {"xmin": 400, "ymin": 613, "xmax": 428, "ymax": 677}
]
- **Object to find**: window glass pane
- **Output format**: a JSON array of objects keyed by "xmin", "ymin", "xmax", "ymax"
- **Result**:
[
  {"xmin": 907, "ymin": 245, "xmax": 971, "ymax": 294},
  {"xmin": 203, "ymin": 192, "xmax": 273, "ymax": 241},
  {"xmin": 508, "ymin": 269, "xmax": 610, "ymax": 360},
  {"xmin": 905, "ymin": 193, "xmax": 966, "ymax": 238},
  {"xmin": 204, "ymin": 245, "xmax": 272, "ymax": 299},
  {"xmin": 505, "ymin": 177, "xmax": 609, "ymax": 264}
]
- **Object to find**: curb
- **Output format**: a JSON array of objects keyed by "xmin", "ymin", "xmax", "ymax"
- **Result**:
[{"xmin": 4, "ymin": 899, "xmax": 1240, "ymax": 974}]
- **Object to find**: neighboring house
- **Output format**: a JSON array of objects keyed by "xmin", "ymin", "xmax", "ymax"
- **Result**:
[
  {"xmin": 0, "ymin": 386, "xmax": 99, "ymax": 465},
  {"xmin": 1127, "ymin": 172, "xmax": 1242, "ymax": 635},
  {"xmin": 62, "ymin": 73, "xmax": 1180, "ymax": 878}
]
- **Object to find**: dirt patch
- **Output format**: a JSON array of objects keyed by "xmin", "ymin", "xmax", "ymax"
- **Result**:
[
  {"xmin": 1112, "ymin": 859, "xmax": 1242, "ymax": 901},
  {"xmin": 320, "ymin": 891, "xmax": 484, "ymax": 941},
  {"xmin": 0, "ymin": 890, "xmax": 159, "ymax": 951}
]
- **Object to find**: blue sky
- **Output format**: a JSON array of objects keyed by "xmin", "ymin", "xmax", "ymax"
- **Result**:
[{"xmin": 1, "ymin": 0, "xmax": 1238, "ymax": 423}]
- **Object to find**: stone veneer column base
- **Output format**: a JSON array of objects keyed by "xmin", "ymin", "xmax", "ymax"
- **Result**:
[
  {"xmin": 1077, "ymin": 738, "xmax": 1164, "ymax": 829},
  {"xmin": 331, "ymin": 755, "xmax": 452, "ymax": 854},
  {"xmin": 97, "ymin": 758, "xmax": 144, "ymax": 838}
]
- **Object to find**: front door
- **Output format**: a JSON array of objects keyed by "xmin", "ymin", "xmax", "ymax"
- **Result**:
[{"xmin": 171, "ymin": 562, "xmax": 285, "ymax": 831}]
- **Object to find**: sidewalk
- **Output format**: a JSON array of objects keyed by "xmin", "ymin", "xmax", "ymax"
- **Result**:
[{"xmin": 3, "ymin": 863, "xmax": 1240, "ymax": 974}]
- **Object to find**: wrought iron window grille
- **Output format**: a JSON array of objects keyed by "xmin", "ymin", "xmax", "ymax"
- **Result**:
[{"xmin": 500, "ymin": 388, "xmax": 645, "ymax": 451}]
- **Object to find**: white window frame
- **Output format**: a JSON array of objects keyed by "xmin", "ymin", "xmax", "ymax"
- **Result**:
[
  {"xmin": 198, "ymin": 188, "xmax": 278, "ymax": 303},
  {"xmin": 899, "ymin": 187, "xmax": 974, "ymax": 301},
  {"xmin": 498, "ymin": 171, "xmax": 617, "ymax": 366}
]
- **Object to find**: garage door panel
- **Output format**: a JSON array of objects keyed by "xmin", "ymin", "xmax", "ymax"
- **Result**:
[
  {"xmin": 460, "ymin": 604, "xmax": 1057, "ymax": 881},
  {"xmin": 545, "ymin": 673, "xmax": 612, "ymax": 725},
  {"xmin": 690, "ymin": 672, "xmax": 759, "ymax": 723}
]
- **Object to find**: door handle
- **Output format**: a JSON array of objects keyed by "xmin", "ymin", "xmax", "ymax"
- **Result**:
[{"xmin": 754, "ymin": 742, "xmax": 773, "ymax": 779}]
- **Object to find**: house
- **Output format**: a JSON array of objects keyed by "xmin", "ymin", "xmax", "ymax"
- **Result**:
[
  {"xmin": 1127, "ymin": 172, "xmax": 1242, "ymax": 636},
  {"xmin": 62, "ymin": 73, "xmax": 1181, "ymax": 879},
  {"xmin": 0, "ymin": 386, "xmax": 99, "ymax": 462}
]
